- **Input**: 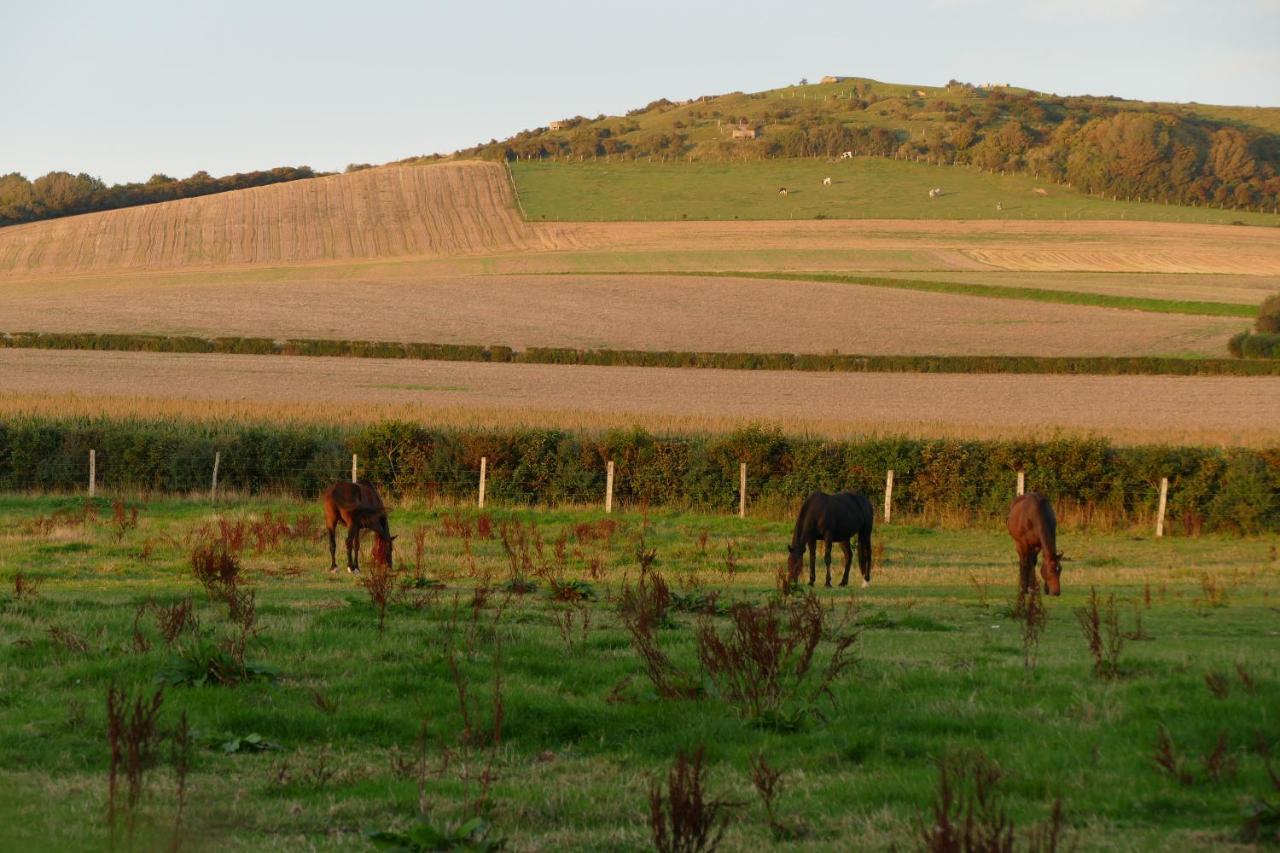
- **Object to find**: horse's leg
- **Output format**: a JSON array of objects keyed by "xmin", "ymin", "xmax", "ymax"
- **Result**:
[
  {"xmin": 808, "ymin": 540, "xmax": 817, "ymax": 586},
  {"xmin": 346, "ymin": 524, "xmax": 360, "ymax": 573},
  {"xmin": 823, "ymin": 537, "xmax": 833, "ymax": 587},
  {"xmin": 838, "ymin": 540, "xmax": 853, "ymax": 587},
  {"xmin": 1020, "ymin": 545, "xmax": 1038, "ymax": 591},
  {"xmin": 323, "ymin": 502, "xmax": 339, "ymax": 572}
]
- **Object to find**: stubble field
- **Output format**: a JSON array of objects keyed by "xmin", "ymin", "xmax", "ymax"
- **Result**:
[
  {"xmin": 4, "ymin": 349, "xmax": 1279, "ymax": 447},
  {"xmin": 0, "ymin": 272, "xmax": 1248, "ymax": 357}
]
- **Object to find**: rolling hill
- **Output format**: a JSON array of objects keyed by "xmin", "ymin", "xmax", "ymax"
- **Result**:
[
  {"xmin": 441, "ymin": 77, "xmax": 1280, "ymax": 216},
  {"xmin": 0, "ymin": 161, "xmax": 579, "ymax": 276}
]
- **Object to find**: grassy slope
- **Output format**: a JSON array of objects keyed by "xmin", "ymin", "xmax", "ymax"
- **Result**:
[
  {"xmin": 2, "ymin": 496, "xmax": 1278, "ymax": 850},
  {"xmin": 512, "ymin": 158, "xmax": 1280, "ymax": 225}
]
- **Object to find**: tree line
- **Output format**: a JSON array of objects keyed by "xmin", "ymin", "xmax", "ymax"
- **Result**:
[
  {"xmin": 0, "ymin": 166, "xmax": 318, "ymax": 228},
  {"xmin": 458, "ymin": 87, "xmax": 1280, "ymax": 212}
]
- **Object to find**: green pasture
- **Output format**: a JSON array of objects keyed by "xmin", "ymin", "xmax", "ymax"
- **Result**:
[
  {"xmin": 511, "ymin": 159, "xmax": 1280, "ymax": 226},
  {"xmin": 1, "ymin": 495, "xmax": 1278, "ymax": 850}
]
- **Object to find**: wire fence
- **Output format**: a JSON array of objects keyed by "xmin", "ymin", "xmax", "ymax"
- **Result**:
[{"xmin": 22, "ymin": 448, "xmax": 1194, "ymax": 537}]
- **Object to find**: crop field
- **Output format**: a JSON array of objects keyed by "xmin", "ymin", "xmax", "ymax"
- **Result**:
[
  {"xmin": 1, "ymin": 496, "xmax": 1277, "ymax": 850},
  {"xmin": 0, "ymin": 162, "xmax": 584, "ymax": 277},
  {"xmin": 5, "ymin": 349, "xmax": 1280, "ymax": 448},
  {"xmin": 0, "ymin": 273, "xmax": 1249, "ymax": 356},
  {"xmin": 511, "ymin": 159, "xmax": 1280, "ymax": 227}
]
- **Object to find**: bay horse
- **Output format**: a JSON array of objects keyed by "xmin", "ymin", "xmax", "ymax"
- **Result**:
[
  {"xmin": 322, "ymin": 480, "xmax": 395, "ymax": 574},
  {"xmin": 786, "ymin": 491, "xmax": 874, "ymax": 588},
  {"xmin": 1006, "ymin": 491, "xmax": 1062, "ymax": 596}
]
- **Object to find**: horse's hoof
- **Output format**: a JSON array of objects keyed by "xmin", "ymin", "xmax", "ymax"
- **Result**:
[
  {"xmin": 839, "ymin": 580, "xmax": 848, "ymax": 587},
  {"xmin": 824, "ymin": 581, "xmax": 832, "ymax": 588},
  {"xmin": 862, "ymin": 579, "xmax": 871, "ymax": 589}
]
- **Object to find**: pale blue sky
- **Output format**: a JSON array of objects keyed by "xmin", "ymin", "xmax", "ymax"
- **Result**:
[{"xmin": 2, "ymin": 0, "xmax": 1277, "ymax": 185}]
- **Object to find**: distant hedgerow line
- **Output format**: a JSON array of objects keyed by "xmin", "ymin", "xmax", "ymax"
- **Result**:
[{"xmin": 3, "ymin": 331, "xmax": 1277, "ymax": 376}]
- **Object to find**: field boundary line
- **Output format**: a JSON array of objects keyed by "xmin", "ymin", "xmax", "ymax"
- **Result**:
[{"xmin": 555, "ymin": 270, "xmax": 1257, "ymax": 319}]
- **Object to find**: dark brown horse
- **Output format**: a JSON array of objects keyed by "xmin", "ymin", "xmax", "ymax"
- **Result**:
[
  {"xmin": 322, "ymin": 480, "xmax": 395, "ymax": 574},
  {"xmin": 1007, "ymin": 491, "xmax": 1062, "ymax": 595},
  {"xmin": 786, "ymin": 491, "xmax": 874, "ymax": 588}
]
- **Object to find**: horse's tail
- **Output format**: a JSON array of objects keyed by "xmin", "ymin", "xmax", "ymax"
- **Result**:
[{"xmin": 858, "ymin": 494, "xmax": 874, "ymax": 574}]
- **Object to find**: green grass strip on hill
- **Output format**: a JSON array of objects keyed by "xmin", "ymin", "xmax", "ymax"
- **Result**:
[
  {"xmin": 600, "ymin": 271, "xmax": 1256, "ymax": 318},
  {"xmin": 3, "ymin": 331, "xmax": 1278, "ymax": 376}
]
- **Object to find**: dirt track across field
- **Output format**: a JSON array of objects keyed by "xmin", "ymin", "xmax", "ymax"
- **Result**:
[{"xmin": 3, "ymin": 349, "xmax": 1276, "ymax": 446}]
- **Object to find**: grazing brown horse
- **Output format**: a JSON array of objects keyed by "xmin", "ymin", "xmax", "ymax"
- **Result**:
[
  {"xmin": 786, "ymin": 491, "xmax": 874, "ymax": 588},
  {"xmin": 1007, "ymin": 491, "xmax": 1062, "ymax": 596},
  {"xmin": 322, "ymin": 480, "xmax": 395, "ymax": 574}
]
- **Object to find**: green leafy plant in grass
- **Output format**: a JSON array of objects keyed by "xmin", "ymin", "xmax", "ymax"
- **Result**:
[
  {"xmin": 366, "ymin": 817, "xmax": 503, "ymax": 852},
  {"xmin": 156, "ymin": 637, "xmax": 278, "ymax": 687},
  {"xmin": 547, "ymin": 578, "xmax": 596, "ymax": 602},
  {"xmin": 208, "ymin": 732, "xmax": 281, "ymax": 754},
  {"xmin": 670, "ymin": 589, "xmax": 724, "ymax": 616}
]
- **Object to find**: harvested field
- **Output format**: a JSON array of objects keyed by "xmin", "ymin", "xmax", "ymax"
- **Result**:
[
  {"xmin": 0, "ymin": 272, "xmax": 1246, "ymax": 356},
  {"xmin": 0, "ymin": 162, "xmax": 583, "ymax": 276},
  {"xmin": 4, "ymin": 349, "xmax": 1278, "ymax": 446}
]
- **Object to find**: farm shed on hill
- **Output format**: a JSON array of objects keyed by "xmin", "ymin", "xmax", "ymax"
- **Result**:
[
  {"xmin": 548, "ymin": 120, "xmax": 566, "ymax": 131},
  {"xmin": 731, "ymin": 120, "xmax": 759, "ymax": 140},
  {"xmin": 820, "ymin": 75, "xmax": 849, "ymax": 84}
]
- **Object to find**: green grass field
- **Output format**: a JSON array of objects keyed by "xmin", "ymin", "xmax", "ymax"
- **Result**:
[
  {"xmin": 511, "ymin": 159, "xmax": 1280, "ymax": 226},
  {"xmin": 2, "ymin": 495, "xmax": 1278, "ymax": 850}
]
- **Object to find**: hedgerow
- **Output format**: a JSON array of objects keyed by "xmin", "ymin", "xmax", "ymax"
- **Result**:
[
  {"xmin": 1, "ymin": 419, "xmax": 1276, "ymax": 533},
  {"xmin": 4, "ymin": 332, "xmax": 1280, "ymax": 376}
]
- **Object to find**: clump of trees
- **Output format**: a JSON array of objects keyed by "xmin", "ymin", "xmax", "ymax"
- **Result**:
[
  {"xmin": 1229, "ymin": 293, "xmax": 1280, "ymax": 359},
  {"xmin": 0, "ymin": 165, "xmax": 318, "ymax": 227}
]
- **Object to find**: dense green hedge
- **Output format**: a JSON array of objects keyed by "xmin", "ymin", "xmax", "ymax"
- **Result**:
[
  {"xmin": 1229, "ymin": 332, "xmax": 1280, "ymax": 359},
  {"xmin": 2, "ymin": 418, "xmax": 1276, "ymax": 534},
  {"xmin": 5, "ymin": 331, "xmax": 1280, "ymax": 377}
]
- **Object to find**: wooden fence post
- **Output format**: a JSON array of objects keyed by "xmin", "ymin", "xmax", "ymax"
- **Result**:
[
  {"xmin": 211, "ymin": 451, "xmax": 221, "ymax": 500},
  {"xmin": 738, "ymin": 463, "xmax": 747, "ymax": 518},
  {"xmin": 884, "ymin": 470, "xmax": 894, "ymax": 524},
  {"xmin": 1017, "ymin": 470, "xmax": 1025, "ymax": 496},
  {"xmin": 605, "ymin": 460, "xmax": 614, "ymax": 514},
  {"xmin": 89, "ymin": 449, "xmax": 96, "ymax": 497},
  {"xmin": 1156, "ymin": 477, "xmax": 1169, "ymax": 538},
  {"xmin": 351, "ymin": 454, "xmax": 358, "ymax": 483},
  {"xmin": 478, "ymin": 457, "xmax": 487, "ymax": 509}
]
